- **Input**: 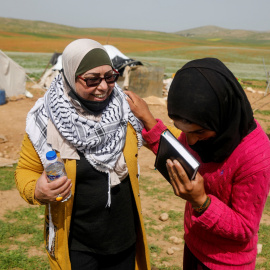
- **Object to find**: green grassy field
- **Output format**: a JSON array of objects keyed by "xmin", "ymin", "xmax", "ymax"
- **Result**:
[
  {"xmin": 5, "ymin": 49, "xmax": 270, "ymax": 82},
  {"xmin": 2, "ymin": 17, "xmax": 270, "ymax": 80}
]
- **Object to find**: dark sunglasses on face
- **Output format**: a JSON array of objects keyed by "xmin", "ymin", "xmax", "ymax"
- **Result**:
[{"xmin": 77, "ymin": 69, "xmax": 119, "ymax": 87}]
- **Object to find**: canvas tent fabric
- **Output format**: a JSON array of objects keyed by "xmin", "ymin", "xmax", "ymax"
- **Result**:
[
  {"xmin": 0, "ymin": 50, "xmax": 26, "ymax": 98},
  {"xmin": 50, "ymin": 52, "xmax": 62, "ymax": 66},
  {"xmin": 39, "ymin": 54, "xmax": 62, "ymax": 89},
  {"xmin": 103, "ymin": 45, "xmax": 143, "ymax": 76}
]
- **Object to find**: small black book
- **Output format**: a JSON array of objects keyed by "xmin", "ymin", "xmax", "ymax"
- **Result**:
[{"xmin": 154, "ymin": 129, "xmax": 200, "ymax": 182}]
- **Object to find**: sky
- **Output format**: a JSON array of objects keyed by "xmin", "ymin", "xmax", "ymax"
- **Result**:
[{"xmin": 1, "ymin": 0, "xmax": 270, "ymax": 33}]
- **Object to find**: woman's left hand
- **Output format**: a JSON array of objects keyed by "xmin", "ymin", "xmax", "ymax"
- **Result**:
[{"xmin": 166, "ymin": 159, "xmax": 207, "ymax": 207}]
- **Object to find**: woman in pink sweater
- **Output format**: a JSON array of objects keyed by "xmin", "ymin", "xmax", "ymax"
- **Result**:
[{"xmin": 125, "ymin": 58, "xmax": 270, "ymax": 269}]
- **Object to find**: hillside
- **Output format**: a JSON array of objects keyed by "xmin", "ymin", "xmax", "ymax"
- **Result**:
[
  {"xmin": 1, "ymin": 17, "xmax": 270, "ymax": 54},
  {"xmin": 0, "ymin": 17, "xmax": 183, "ymax": 42},
  {"xmin": 0, "ymin": 17, "xmax": 190, "ymax": 53},
  {"xmin": 2, "ymin": 17, "xmax": 270, "ymax": 80},
  {"xmin": 175, "ymin": 25, "xmax": 270, "ymax": 41}
]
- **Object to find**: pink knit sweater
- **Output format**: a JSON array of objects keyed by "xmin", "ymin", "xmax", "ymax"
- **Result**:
[{"xmin": 142, "ymin": 119, "xmax": 270, "ymax": 270}]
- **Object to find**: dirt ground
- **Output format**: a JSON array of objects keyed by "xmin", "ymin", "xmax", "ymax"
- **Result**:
[{"xmin": 0, "ymin": 81, "xmax": 270, "ymax": 268}]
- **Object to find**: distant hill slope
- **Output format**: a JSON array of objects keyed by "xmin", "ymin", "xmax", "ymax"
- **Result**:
[
  {"xmin": 1, "ymin": 17, "xmax": 270, "ymax": 41},
  {"xmin": 0, "ymin": 17, "xmax": 188, "ymax": 53},
  {"xmin": 175, "ymin": 25, "xmax": 270, "ymax": 40},
  {"xmin": 0, "ymin": 17, "xmax": 177, "ymax": 39}
]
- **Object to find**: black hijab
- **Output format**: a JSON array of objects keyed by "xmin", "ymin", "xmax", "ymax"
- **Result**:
[{"xmin": 167, "ymin": 58, "xmax": 255, "ymax": 163}]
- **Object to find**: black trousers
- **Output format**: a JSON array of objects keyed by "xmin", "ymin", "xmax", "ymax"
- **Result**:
[
  {"xmin": 183, "ymin": 244, "xmax": 210, "ymax": 270},
  {"xmin": 69, "ymin": 244, "xmax": 136, "ymax": 270}
]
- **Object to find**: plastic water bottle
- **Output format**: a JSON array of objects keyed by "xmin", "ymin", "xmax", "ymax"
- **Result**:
[{"xmin": 45, "ymin": 150, "xmax": 71, "ymax": 201}]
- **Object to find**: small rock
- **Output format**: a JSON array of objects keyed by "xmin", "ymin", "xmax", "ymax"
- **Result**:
[
  {"xmin": 173, "ymin": 237, "xmax": 182, "ymax": 244},
  {"xmin": 171, "ymin": 247, "xmax": 181, "ymax": 251},
  {"xmin": 169, "ymin": 236, "xmax": 182, "ymax": 244},
  {"xmin": 169, "ymin": 236, "xmax": 177, "ymax": 241},
  {"xmin": 0, "ymin": 134, "xmax": 8, "ymax": 143},
  {"xmin": 152, "ymin": 225, "xmax": 165, "ymax": 231},
  {"xmin": 246, "ymin": 87, "xmax": 255, "ymax": 93},
  {"xmin": 257, "ymin": 243, "xmax": 263, "ymax": 254},
  {"xmin": 162, "ymin": 261, "xmax": 171, "ymax": 267},
  {"xmin": 159, "ymin": 213, "xmax": 169, "ymax": 221},
  {"xmin": 167, "ymin": 248, "xmax": 174, "ymax": 255}
]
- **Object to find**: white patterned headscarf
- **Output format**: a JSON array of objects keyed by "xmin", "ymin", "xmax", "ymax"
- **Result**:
[{"xmin": 62, "ymin": 38, "xmax": 111, "ymax": 91}]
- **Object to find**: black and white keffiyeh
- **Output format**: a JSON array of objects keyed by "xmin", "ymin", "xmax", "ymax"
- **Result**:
[
  {"xmin": 26, "ymin": 73, "xmax": 144, "ymax": 253},
  {"xmin": 26, "ymin": 73, "xmax": 143, "ymax": 175},
  {"xmin": 27, "ymin": 38, "xmax": 144, "ymax": 254}
]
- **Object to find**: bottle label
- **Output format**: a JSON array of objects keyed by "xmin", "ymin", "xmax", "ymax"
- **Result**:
[{"xmin": 45, "ymin": 161, "xmax": 66, "ymax": 182}]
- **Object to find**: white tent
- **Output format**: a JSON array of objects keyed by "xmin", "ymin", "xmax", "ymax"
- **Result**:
[
  {"xmin": 103, "ymin": 45, "xmax": 129, "ymax": 60},
  {"xmin": 0, "ymin": 50, "xmax": 26, "ymax": 98},
  {"xmin": 103, "ymin": 45, "xmax": 143, "ymax": 75},
  {"xmin": 39, "ymin": 54, "xmax": 62, "ymax": 89}
]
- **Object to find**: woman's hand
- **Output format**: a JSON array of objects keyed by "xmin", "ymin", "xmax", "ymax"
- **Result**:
[
  {"xmin": 166, "ymin": 159, "xmax": 207, "ymax": 207},
  {"xmin": 124, "ymin": 90, "xmax": 157, "ymax": 131},
  {"xmin": 34, "ymin": 171, "xmax": 72, "ymax": 204}
]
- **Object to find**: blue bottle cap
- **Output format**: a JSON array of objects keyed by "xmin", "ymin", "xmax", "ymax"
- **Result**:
[{"xmin": 46, "ymin": 151, "xmax": 57, "ymax": 160}]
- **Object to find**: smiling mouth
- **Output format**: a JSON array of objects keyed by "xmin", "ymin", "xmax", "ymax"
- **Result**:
[{"xmin": 93, "ymin": 93, "xmax": 106, "ymax": 98}]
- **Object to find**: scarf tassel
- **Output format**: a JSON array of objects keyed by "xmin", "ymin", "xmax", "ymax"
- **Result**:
[
  {"xmin": 48, "ymin": 204, "xmax": 55, "ymax": 252},
  {"xmin": 106, "ymin": 172, "xmax": 111, "ymax": 208}
]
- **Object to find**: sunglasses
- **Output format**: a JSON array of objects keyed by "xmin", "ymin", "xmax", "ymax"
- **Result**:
[{"xmin": 77, "ymin": 69, "xmax": 119, "ymax": 87}]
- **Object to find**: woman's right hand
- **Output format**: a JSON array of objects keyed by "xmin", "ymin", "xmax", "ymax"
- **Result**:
[
  {"xmin": 166, "ymin": 159, "xmax": 207, "ymax": 207},
  {"xmin": 34, "ymin": 171, "xmax": 72, "ymax": 204},
  {"xmin": 124, "ymin": 90, "xmax": 157, "ymax": 131}
]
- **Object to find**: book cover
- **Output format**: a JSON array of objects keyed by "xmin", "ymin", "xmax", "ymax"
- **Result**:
[{"xmin": 154, "ymin": 129, "xmax": 200, "ymax": 182}]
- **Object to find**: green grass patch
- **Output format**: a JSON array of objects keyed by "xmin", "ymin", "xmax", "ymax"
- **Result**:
[
  {"xmin": 0, "ymin": 164, "xmax": 16, "ymax": 190},
  {"xmin": 140, "ymin": 175, "xmax": 174, "ymax": 199},
  {"xmin": 6, "ymin": 52, "xmax": 52, "ymax": 80},
  {"xmin": 0, "ymin": 205, "xmax": 49, "ymax": 269},
  {"xmin": 255, "ymin": 110, "xmax": 270, "ymax": 116},
  {"xmin": 0, "ymin": 163, "xmax": 49, "ymax": 269},
  {"xmin": 162, "ymin": 224, "xmax": 183, "ymax": 233},
  {"xmin": 0, "ymin": 248, "xmax": 49, "ymax": 270},
  {"xmin": 257, "ymin": 223, "xmax": 270, "ymax": 269},
  {"xmin": 168, "ymin": 210, "xmax": 184, "ymax": 222},
  {"xmin": 149, "ymin": 244, "xmax": 162, "ymax": 255},
  {"xmin": 263, "ymin": 196, "xmax": 270, "ymax": 216}
]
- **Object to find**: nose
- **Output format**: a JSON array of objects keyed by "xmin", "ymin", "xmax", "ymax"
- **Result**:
[
  {"xmin": 98, "ymin": 78, "xmax": 109, "ymax": 90},
  {"xmin": 186, "ymin": 133, "xmax": 199, "ymax": 145}
]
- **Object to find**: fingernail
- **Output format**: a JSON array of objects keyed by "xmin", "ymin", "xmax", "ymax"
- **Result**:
[
  {"xmin": 173, "ymin": 159, "xmax": 178, "ymax": 165},
  {"xmin": 166, "ymin": 159, "xmax": 172, "ymax": 165}
]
